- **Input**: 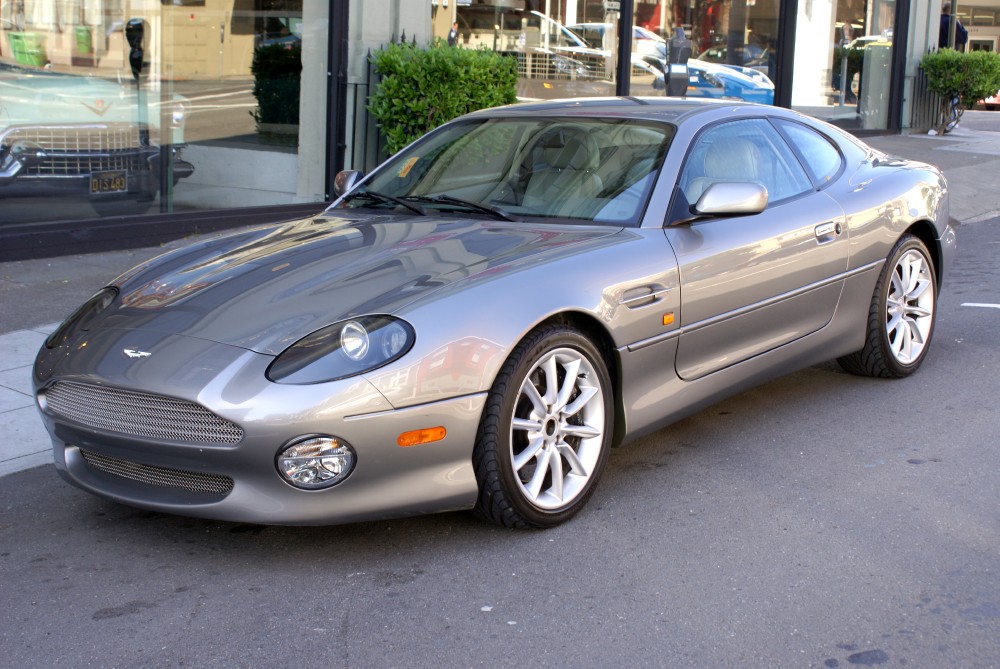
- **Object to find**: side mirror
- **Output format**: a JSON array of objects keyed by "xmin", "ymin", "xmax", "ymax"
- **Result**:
[
  {"xmin": 333, "ymin": 170, "xmax": 363, "ymax": 198},
  {"xmin": 693, "ymin": 182, "xmax": 768, "ymax": 217},
  {"xmin": 125, "ymin": 18, "xmax": 147, "ymax": 80}
]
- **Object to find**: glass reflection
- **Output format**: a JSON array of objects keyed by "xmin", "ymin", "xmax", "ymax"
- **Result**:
[{"xmin": 0, "ymin": 0, "xmax": 325, "ymax": 226}]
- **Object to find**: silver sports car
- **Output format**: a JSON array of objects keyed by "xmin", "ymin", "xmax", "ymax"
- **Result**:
[{"xmin": 34, "ymin": 98, "xmax": 955, "ymax": 528}]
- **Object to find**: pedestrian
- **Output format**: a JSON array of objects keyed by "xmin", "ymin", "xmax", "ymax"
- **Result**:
[
  {"xmin": 447, "ymin": 21, "xmax": 460, "ymax": 47},
  {"xmin": 939, "ymin": 0, "xmax": 968, "ymax": 50}
]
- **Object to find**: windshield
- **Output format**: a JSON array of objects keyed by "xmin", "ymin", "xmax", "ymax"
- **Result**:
[{"xmin": 340, "ymin": 117, "xmax": 674, "ymax": 226}]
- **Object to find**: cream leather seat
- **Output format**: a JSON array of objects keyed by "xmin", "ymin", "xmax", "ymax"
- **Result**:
[
  {"xmin": 522, "ymin": 127, "xmax": 603, "ymax": 216},
  {"xmin": 684, "ymin": 137, "xmax": 762, "ymax": 205}
]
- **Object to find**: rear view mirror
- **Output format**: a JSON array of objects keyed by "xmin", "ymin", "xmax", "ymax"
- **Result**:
[
  {"xmin": 334, "ymin": 170, "xmax": 364, "ymax": 198},
  {"xmin": 694, "ymin": 182, "xmax": 768, "ymax": 217}
]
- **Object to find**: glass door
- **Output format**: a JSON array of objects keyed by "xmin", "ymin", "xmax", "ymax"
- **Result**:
[{"xmin": 790, "ymin": 0, "xmax": 897, "ymax": 130}]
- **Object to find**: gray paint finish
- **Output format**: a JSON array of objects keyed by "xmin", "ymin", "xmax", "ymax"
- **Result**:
[{"xmin": 33, "ymin": 98, "xmax": 954, "ymax": 525}]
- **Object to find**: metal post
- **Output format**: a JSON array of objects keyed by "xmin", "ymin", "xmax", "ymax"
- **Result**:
[{"xmin": 614, "ymin": 0, "xmax": 634, "ymax": 96}]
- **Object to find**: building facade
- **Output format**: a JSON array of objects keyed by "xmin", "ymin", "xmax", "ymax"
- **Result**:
[{"xmin": 0, "ymin": 0, "xmax": 988, "ymax": 257}]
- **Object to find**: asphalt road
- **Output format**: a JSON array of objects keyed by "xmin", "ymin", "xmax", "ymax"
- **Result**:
[{"xmin": 1, "ymin": 216, "xmax": 998, "ymax": 667}]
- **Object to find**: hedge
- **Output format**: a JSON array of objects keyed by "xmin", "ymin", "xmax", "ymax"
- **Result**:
[
  {"xmin": 250, "ymin": 43, "xmax": 302, "ymax": 128},
  {"xmin": 369, "ymin": 41, "xmax": 519, "ymax": 154},
  {"xmin": 921, "ymin": 48, "xmax": 1000, "ymax": 133}
]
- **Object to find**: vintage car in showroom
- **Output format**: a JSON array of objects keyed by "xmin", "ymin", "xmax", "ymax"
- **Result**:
[
  {"xmin": 0, "ymin": 68, "xmax": 193, "ymax": 216},
  {"xmin": 34, "ymin": 98, "xmax": 954, "ymax": 528}
]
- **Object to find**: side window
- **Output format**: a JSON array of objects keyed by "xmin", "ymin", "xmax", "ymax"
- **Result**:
[
  {"xmin": 776, "ymin": 120, "xmax": 843, "ymax": 185},
  {"xmin": 679, "ymin": 118, "xmax": 813, "ymax": 206}
]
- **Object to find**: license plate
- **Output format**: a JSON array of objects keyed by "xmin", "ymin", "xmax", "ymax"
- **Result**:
[{"xmin": 90, "ymin": 170, "xmax": 127, "ymax": 195}]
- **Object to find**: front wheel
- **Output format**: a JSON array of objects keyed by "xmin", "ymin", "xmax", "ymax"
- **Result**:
[
  {"xmin": 838, "ymin": 234, "xmax": 937, "ymax": 377},
  {"xmin": 473, "ymin": 326, "xmax": 613, "ymax": 528}
]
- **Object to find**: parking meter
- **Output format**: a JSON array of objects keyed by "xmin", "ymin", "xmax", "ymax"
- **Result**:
[
  {"xmin": 666, "ymin": 28, "xmax": 692, "ymax": 97},
  {"xmin": 126, "ymin": 18, "xmax": 147, "ymax": 80},
  {"xmin": 125, "ymin": 19, "xmax": 150, "ymax": 150}
]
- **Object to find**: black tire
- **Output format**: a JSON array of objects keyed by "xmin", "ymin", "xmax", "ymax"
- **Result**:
[
  {"xmin": 473, "ymin": 325, "xmax": 613, "ymax": 528},
  {"xmin": 838, "ymin": 234, "xmax": 937, "ymax": 378}
]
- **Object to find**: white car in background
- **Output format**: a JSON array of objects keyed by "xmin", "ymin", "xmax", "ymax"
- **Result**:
[{"xmin": 0, "ymin": 69, "xmax": 193, "ymax": 216}]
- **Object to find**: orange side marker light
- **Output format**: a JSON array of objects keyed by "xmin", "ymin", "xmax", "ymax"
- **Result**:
[
  {"xmin": 398, "ymin": 426, "xmax": 447, "ymax": 447},
  {"xmin": 662, "ymin": 312, "xmax": 675, "ymax": 326}
]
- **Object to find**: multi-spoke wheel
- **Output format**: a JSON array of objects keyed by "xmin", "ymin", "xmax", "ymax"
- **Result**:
[
  {"xmin": 473, "ymin": 326, "xmax": 613, "ymax": 528},
  {"xmin": 838, "ymin": 234, "xmax": 938, "ymax": 378}
]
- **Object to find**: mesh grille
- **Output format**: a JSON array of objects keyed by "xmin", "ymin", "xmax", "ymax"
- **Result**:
[
  {"xmin": 46, "ymin": 381, "xmax": 244, "ymax": 445},
  {"xmin": 80, "ymin": 448, "xmax": 234, "ymax": 495},
  {"xmin": 2, "ymin": 123, "xmax": 148, "ymax": 176}
]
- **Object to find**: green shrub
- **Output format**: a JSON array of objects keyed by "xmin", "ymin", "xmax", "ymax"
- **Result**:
[
  {"xmin": 369, "ymin": 41, "xmax": 518, "ymax": 154},
  {"xmin": 250, "ymin": 43, "xmax": 302, "ymax": 127},
  {"xmin": 921, "ymin": 48, "xmax": 1000, "ymax": 132}
]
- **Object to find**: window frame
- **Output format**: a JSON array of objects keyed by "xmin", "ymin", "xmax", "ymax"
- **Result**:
[
  {"xmin": 669, "ymin": 116, "xmax": 817, "ymax": 225},
  {"xmin": 770, "ymin": 118, "xmax": 846, "ymax": 192}
]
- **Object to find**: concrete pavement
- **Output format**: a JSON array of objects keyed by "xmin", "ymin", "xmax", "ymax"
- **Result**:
[{"xmin": 3, "ymin": 117, "xmax": 1000, "ymax": 478}]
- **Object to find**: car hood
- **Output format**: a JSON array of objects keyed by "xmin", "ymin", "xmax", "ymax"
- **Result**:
[
  {"xmin": 102, "ymin": 212, "xmax": 621, "ymax": 355},
  {"xmin": 0, "ymin": 73, "xmax": 139, "ymax": 126}
]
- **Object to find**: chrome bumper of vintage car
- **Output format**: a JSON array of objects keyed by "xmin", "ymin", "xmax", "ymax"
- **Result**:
[{"xmin": 0, "ymin": 122, "xmax": 193, "ymax": 188}]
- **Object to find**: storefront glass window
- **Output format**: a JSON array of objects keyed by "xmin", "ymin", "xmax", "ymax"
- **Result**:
[
  {"xmin": 431, "ymin": 1, "xmax": 620, "ymax": 100},
  {"xmin": 627, "ymin": 0, "xmax": 778, "ymax": 105},
  {"xmin": 0, "ymin": 0, "xmax": 327, "ymax": 225},
  {"xmin": 790, "ymin": 0, "xmax": 896, "ymax": 130}
]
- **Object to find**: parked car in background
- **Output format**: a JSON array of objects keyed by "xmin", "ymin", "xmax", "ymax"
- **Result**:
[
  {"xmin": 35, "ymin": 98, "xmax": 953, "ymax": 529},
  {"xmin": 696, "ymin": 43, "xmax": 764, "ymax": 65},
  {"xmin": 0, "ymin": 69, "xmax": 193, "ymax": 216},
  {"xmin": 568, "ymin": 22, "xmax": 666, "ymax": 57},
  {"xmin": 636, "ymin": 52, "xmax": 775, "ymax": 105},
  {"xmin": 982, "ymin": 90, "xmax": 999, "ymax": 110}
]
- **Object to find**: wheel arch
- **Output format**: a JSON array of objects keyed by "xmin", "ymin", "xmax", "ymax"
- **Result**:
[
  {"xmin": 903, "ymin": 220, "xmax": 944, "ymax": 289},
  {"xmin": 527, "ymin": 310, "xmax": 627, "ymax": 448}
]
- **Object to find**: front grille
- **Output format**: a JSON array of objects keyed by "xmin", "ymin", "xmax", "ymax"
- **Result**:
[
  {"xmin": 2, "ymin": 123, "xmax": 149, "ymax": 176},
  {"xmin": 45, "ymin": 381, "xmax": 244, "ymax": 445},
  {"xmin": 80, "ymin": 448, "xmax": 234, "ymax": 495}
]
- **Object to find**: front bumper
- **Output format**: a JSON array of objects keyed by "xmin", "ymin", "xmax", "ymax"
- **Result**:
[
  {"xmin": 0, "ymin": 122, "xmax": 193, "ymax": 198},
  {"xmin": 35, "ymin": 330, "xmax": 484, "ymax": 525}
]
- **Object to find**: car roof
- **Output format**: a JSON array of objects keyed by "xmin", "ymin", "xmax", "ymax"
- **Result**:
[{"xmin": 466, "ymin": 97, "xmax": 749, "ymax": 123}]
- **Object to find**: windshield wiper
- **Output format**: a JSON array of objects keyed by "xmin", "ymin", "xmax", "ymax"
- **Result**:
[
  {"xmin": 343, "ymin": 190, "xmax": 428, "ymax": 216},
  {"xmin": 404, "ymin": 194, "xmax": 518, "ymax": 222}
]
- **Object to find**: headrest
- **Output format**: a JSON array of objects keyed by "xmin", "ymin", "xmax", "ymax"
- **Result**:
[
  {"xmin": 704, "ymin": 137, "xmax": 759, "ymax": 181},
  {"xmin": 535, "ymin": 127, "xmax": 599, "ymax": 171}
]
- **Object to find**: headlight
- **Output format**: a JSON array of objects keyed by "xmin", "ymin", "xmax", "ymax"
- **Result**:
[
  {"xmin": 276, "ymin": 436, "xmax": 356, "ymax": 489},
  {"xmin": 267, "ymin": 315, "xmax": 415, "ymax": 384},
  {"xmin": 45, "ymin": 287, "xmax": 118, "ymax": 349}
]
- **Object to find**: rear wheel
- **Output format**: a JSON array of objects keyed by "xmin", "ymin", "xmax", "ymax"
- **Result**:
[
  {"xmin": 473, "ymin": 326, "xmax": 613, "ymax": 528},
  {"xmin": 838, "ymin": 234, "xmax": 937, "ymax": 377}
]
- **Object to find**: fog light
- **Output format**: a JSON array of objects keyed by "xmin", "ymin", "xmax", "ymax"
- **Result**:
[{"xmin": 277, "ymin": 436, "xmax": 355, "ymax": 490}]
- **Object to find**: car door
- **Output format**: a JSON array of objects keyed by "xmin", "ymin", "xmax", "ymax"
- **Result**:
[{"xmin": 666, "ymin": 117, "xmax": 848, "ymax": 380}]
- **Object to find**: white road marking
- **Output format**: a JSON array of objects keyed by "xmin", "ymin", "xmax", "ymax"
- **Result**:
[{"xmin": 962, "ymin": 303, "xmax": 1000, "ymax": 309}]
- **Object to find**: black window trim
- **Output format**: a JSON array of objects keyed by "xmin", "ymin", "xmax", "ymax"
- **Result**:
[{"xmin": 768, "ymin": 117, "xmax": 846, "ymax": 192}]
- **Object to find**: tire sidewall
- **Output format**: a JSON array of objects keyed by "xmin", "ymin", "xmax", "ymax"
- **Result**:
[
  {"xmin": 875, "ymin": 236, "xmax": 938, "ymax": 376},
  {"xmin": 493, "ymin": 327, "xmax": 613, "ymax": 527}
]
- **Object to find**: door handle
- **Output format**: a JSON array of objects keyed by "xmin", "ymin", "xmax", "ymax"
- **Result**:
[{"xmin": 815, "ymin": 222, "xmax": 841, "ymax": 239}]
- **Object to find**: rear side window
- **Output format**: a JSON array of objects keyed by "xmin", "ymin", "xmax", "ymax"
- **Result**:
[{"xmin": 776, "ymin": 120, "xmax": 843, "ymax": 186}]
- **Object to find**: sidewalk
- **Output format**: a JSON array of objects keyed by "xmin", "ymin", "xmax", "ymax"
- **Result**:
[{"xmin": 3, "ymin": 123, "xmax": 1000, "ymax": 477}]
